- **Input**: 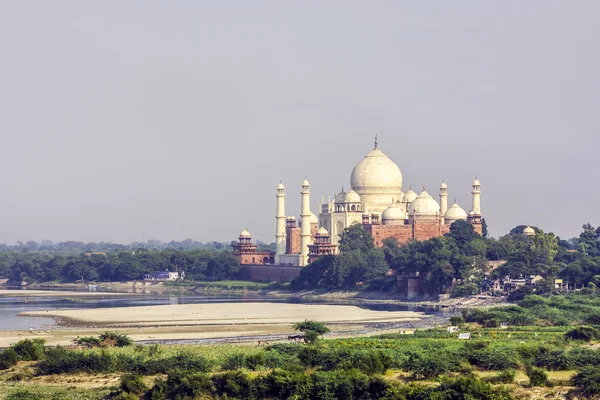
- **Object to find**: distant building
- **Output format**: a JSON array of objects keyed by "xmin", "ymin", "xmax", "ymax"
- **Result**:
[{"xmin": 145, "ymin": 271, "xmax": 179, "ymax": 281}]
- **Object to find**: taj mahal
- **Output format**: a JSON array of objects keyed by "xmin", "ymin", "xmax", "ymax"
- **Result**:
[{"xmin": 233, "ymin": 138, "xmax": 482, "ymax": 267}]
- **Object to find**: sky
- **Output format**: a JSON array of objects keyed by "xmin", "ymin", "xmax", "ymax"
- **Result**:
[{"xmin": 1, "ymin": 1, "xmax": 599, "ymax": 244}]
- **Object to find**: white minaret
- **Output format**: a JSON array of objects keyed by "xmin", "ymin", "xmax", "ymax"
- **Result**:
[
  {"xmin": 275, "ymin": 182, "xmax": 286, "ymax": 263},
  {"xmin": 471, "ymin": 178, "xmax": 481, "ymax": 215},
  {"xmin": 439, "ymin": 181, "xmax": 448, "ymax": 223},
  {"xmin": 299, "ymin": 179, "xmax": 311, "ymax": 266}
]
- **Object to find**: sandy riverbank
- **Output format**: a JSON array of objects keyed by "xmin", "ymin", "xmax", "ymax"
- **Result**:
[
  {"xmin": 21, "ymin": 302, "xmax": 426, "ymax": 327},
  {"xmin": 0, "ymin": 289, "xmax": 141, "ymax": 297}
]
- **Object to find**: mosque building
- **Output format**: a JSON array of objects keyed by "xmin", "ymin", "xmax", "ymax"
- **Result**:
[{"xmin": 234, "ymin": 138, "xmax": 482, "ymax": 267}]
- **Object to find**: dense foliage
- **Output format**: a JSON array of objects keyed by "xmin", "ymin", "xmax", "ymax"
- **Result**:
[
  {"xmin": 0, "ymin": 248, "xmax": 240, "ymax": 282},
  {"xmin": 292, "ymin": 221, "xmax": 600, "ymax": 296}
]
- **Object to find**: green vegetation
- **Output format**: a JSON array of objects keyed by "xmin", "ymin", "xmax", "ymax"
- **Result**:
[
  {"xmin": 73, "ymin": 331, "xmax": 135, "ymax": 348},
  {"xmin": 5, "ymin": 319, "xmax": 600, "ymax": 399},
  {"xmin": 0, "ymin": 247, "xmax": 240, "ymax": 283},
  {"xmin": 462, "ymin": 293, "xmax": 600, "ymax": 327}
]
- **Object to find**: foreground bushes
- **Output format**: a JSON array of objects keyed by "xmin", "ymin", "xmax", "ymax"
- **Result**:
[
  {"xmin": 37, "ymin": 347, "xmax": 212, "ymax": 375},
  {"xmin": 144, "ymin": 369, "xmax": 515, "ymax": 400},
  {"xmin": 0, "ymin": 339, "xmax": 46, "ymax": 370}
]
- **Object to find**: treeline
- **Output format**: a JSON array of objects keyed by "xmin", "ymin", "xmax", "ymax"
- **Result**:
[
  {"xmin": 293, "ymin": 221, "xmax": 600, "ymax": 295},
  {"xmin": 0, "ymin": 239, "xmax": 274, "ymax": 253},
  {"xmin": 0, "ymin": 249, "xmax": 240, "ymax": 283}
]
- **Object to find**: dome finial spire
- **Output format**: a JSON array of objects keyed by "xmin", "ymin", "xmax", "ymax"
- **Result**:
[{"xmin": 374, "ymin": 134, "xmax": 378, "ymax": 149}]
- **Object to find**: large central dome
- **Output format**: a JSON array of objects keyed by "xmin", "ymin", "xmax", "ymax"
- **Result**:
[{"xmin": 350, "ymin": 146, "xmax": 403, "ymax": 212}]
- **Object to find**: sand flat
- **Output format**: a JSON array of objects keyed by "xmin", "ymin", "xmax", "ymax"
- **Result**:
[
  {"xmin": 20, "ymin": 302, "xmax": 425, "ymax": 326},
  {"xmin": 0, "ymin": 289, "xmax": 139, "ymax": 297}
]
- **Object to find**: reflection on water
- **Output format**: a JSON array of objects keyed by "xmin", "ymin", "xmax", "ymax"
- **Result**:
[{"xmin": 0, "ymin": 290, "xmax": 450, "ymax": 331}]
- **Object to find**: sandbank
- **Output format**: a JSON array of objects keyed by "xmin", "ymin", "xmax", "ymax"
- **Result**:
[{"xmin": 21, "ymin": 302, "xmax": 425, "ymax": 327}]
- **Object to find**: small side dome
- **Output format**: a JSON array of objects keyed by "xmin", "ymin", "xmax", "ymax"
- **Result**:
[
  {"xmin": 310, "ymin": 211, "xmax": 319, "ymax": 224},
  {"xmin": 239, "ymin": 229, "xmax": 251, "ymax": 238},
  {"xmin": 468, "ymin": 210, "xmax": 475, "ymax": 216},
  {"xmin": 302, "ymin": 179, "xmax": 310, "ymax": 186},
  {"xmin": 440, "ymin": 181, "xmax": 448, "ymax": 189},
  {"xmin": 289, "ymin": 215, "xmax": 297, "ymax": 221},
  {"xmin": 408, "ymin": 190, "xmax": 441, "ymax": 218},
  {"xmin": 335, "ymin": 189, "xmax": 347, "ymax": 203},
  {"xmin": 444, "ymin": 202, "xmax": 467, "ymax": 222},
  {"xmin": 403, "ymin": 189, "xmax": 418, "ymax": 203},
  {"xmin": 345, "ymin": 190, "xmax": 361, "ymax": 203},
  {"xmin": 371, "ymin": 210, "xmax": 381, "ymax": 216},
  {"xmin": 473, "ymin": 178, "xmax": 480, "ymax": 186},
  {"xmin": 523, "ymin": 226, "xmax": 536, "ymax": 236},
  {"xmin": 382, "ymin": 203, "xmax": 406, "ymax": 225},
  {"xmin": 277, "ymin": 183, "xmax": 285, "ymax": 190},
  {"xmin": 317, "ymin": 227, "xmax": 329, "ymax": 235}
]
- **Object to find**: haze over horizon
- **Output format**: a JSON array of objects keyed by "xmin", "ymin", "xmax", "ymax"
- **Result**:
[{"xmin": 1, "ymin": 2, "xmax": 599, "ymax": 245}]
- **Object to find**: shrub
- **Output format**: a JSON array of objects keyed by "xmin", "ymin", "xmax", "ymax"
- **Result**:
[
  {"xmin": 403, "ymin": 350, "xmax": 459, "ymax": 379},
  {"xmin": 0, "ymin": 348, "xmax": 18, "ymax": 370},
  {"xmin": 526, "ymin": 365, "xmax": 549, "ymax": 387},
  {"xmin": 11, "ymin": 339, "xmax": 45, "ymax": 361},
  {"xmin": 211, "ymin": 370, "xmax": 251, "ymax": 398},
  {"xmin": 98, "ymin": 331, "xmax": 134, "ymax": 347},
  {"xmin": 572, "ymin": 366, "xmax": 600, "ymax": 397},
  {"xmin": 485, "ymin": 369, "xmax": 516, "ymax": 384},
  {"xmin": 449, "ymin": 315, "xmax": 465, "ymax": 326},
  {"xmin": 565, "ymin": 327, "xmax": 600, "ymax": 342},
  {"xmin": 120, "ymin": 373, "xmax": 148, "ymax": 394},
  {"xmin": 164, "ymin": 371, "xmax": 213, "ymax": 399},
  {"xmin": 73, "ymin": 336, "xmax": 102, "ymax": 348},
  {"xmin": 439, "ymin": 375, "xmax": 514, "ymax": 400},
  {"xmin": 466, "ymin": 346, "xmax": 520, "ymax": 370}
]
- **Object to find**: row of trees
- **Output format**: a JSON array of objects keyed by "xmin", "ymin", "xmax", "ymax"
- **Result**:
[
  {"xmin": 0, "ymin": 249, "xmax": 240, "ymax": 283},
  {"xmin": 0, "ymin": 239, "xmax": 273, "ymax": 253}
]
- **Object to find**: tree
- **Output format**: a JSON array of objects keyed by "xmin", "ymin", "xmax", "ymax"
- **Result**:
[
  {"xmin": 481, "ymin": 218, "xmax": 488, "ymax": 238},
  {"xmin": 293, "ymin": 320, "xmax": 330, "ymax": 344},
  {"xmin": 338, "ymin": 224, "xmax": 374, "ymax": 253},
  {"xmin": 205, "ymin": 252, "xmax": 240, "ymax": 280},
  {"xmin": 447, "ymin": 220, "xmax": 478, "ymax": 250}
]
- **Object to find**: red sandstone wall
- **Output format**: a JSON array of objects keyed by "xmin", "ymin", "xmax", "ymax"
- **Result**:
[
  {"xmin": 286, "ymin": 227, "xmax": 301, "ymax": 254},
  {"xmin": 366, "ymin": 222, "xmax": 453, "ymax": 247},
  {"xmin": 239, "ymin": 265, "xmax": 301, "ymax": 283},
  {"xmin": 236, "ymin": 252, "xmax": 274, "ymax": 265},
  {"xmin": 367, "ymin": 225, "xmax": 413, "ymax": 247}
]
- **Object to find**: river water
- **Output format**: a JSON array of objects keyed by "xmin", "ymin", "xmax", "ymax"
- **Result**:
[{"xmin": 0, "ymin": 290, "xmax": 450, "ymax": 331}]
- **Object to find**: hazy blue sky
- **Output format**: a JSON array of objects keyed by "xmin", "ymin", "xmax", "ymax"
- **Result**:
[{"xmin": 1, "ymin": 1, "xmax": 598, "ymax": 244}]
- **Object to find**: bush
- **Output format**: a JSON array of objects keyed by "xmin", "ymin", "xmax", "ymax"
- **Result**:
[
  {"xmin": 449, "ymin": 315, "xmax": 465, "ymax": 326},
  {"xmin": 485, "ymin": 369, "xmax": 516, "ymax": 384},
  {"xmin": 572, "ymin": 366, "xmax": 600, "ymax": 397},
  {"xmin": 120, "ymin": 373, "xmax": 148, "ymax": 394},
  {"xmin": 98, "ymin": 331, "xmax": 134, "ymax": 347},
  {"xmin": 0, "ymin": 348, "xmax": 18, "ymax": 370},
  {"xmin": 164, "ymin": 371, "xmax": 213, "ymax": 399},
  {"xmin": 211, "ymin": 370, "xmax": 252, "ymax": 398},
  {"xmin": 466, "ymin": 345, "xmax": 520, "ymax": 371},
  {"xmin": 439, "ymin": 375, "xmax": 514, "ymax": 400},
  {"xmin": 403, "ymin": 349, "xmax": 459, "ymax": 378},
  {"xmin": 526, "ymin": 365, "xmax": 549, "ymax": 387},
  {"xmin": 11, "ymin": 339, "xmax": 45, "ymax": 361},
  {"xmin": 565, "ymin": 327, "xmax": 600, "ymax": 342}
]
